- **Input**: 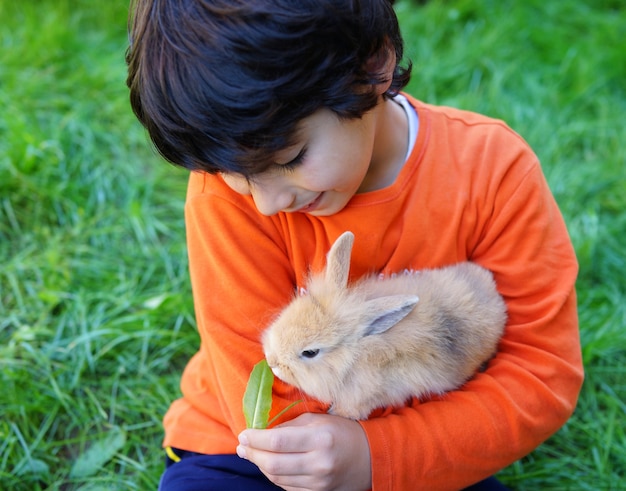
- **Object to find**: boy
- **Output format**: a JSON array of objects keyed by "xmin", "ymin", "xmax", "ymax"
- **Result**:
[{"xmin": 126, "ymin": 1, "xmax": 583, "ymax": 490}]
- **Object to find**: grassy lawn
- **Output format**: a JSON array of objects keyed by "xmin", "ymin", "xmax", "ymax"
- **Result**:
[{"xmin": 1, "ymin": 0, "xmax": 624, "ymax": 489}]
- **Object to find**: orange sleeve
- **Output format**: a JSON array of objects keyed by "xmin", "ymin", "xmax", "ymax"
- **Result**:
[
  {"xmin": 361, "ymin": 118, "xmax": 583, "ymax": 490},
  {"xmin": 163, "ymin": 174, "xmax": 326, "ymax": 453}
]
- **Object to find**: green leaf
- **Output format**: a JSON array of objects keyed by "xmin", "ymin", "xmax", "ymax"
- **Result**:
[
  {"xmin": 70, "ymin": 426, "xmax": 126, "ymax": 478},
  {"xmin": 243, "ymin": 359, "xmax": 274, "ymax": 429},
  {"xmin": 268, "ymin": 399, "xmax": 303, "ymax": 428}
]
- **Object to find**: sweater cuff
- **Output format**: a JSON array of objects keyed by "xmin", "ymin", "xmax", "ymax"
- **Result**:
[{"xmin": 360, "ymin": 416, "xmax": 395, "ymax": 491}]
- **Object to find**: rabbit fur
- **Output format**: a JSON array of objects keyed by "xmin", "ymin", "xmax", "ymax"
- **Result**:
[{"xmin": 262, "ymin": 231, "xmax": 507, "ymax": 420}]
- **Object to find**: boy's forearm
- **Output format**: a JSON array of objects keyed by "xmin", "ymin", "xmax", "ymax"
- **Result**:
[
  {"xmin": 361, "ymin": 288, "xmax": 582, "ymax": 491},
  {"xmin": 357, "ymin": 135, "xmax": 583, "ymax": 489}
]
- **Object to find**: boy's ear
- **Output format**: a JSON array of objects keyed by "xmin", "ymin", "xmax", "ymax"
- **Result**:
[{"xmin": 365, "ymin": 43, "xmax": 397, "ymax": 96}]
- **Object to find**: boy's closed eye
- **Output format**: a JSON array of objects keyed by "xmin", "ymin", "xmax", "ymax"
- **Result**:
[{"xmin": 275, "ymin": 146, "xmax": 307, "ymax": 173}]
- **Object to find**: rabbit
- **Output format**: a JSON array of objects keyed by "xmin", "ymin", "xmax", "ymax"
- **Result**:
[{"xmin": 262, "ymin": 231, "xmax": 507, "ymax": 420}]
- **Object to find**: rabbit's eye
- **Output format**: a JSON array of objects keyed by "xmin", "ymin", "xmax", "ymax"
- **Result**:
[{"xmin": 301, "ymin": 349, "xmax": 320, "ymax": 359}]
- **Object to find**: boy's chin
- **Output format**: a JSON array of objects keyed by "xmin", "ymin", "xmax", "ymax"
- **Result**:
[{"xmin": 307, "ymin": 203, "xmax": 348, "ymax": 217}]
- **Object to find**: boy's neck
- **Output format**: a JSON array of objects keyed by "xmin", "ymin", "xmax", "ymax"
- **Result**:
[{"xmin": 357, "ymin": 96, "xmax": 409, "ymax": 193}]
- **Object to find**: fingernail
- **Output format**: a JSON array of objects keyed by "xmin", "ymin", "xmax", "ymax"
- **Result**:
[
  {"xmin": 238, "ymin": 432, "xmax": 249, "ymax": 446},
  {"xmin": 236, "ymin": 445, "xmax": 247, "ymax": 459}
]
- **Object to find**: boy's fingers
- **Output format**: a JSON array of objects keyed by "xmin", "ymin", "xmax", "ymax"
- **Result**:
[
  {"xmin": 239, "ymin": 425, "xmax": 317, "ymax": 453},
  {"xmin": 237, "ymin": 442, "xmax": 306, "ymax": 477}
]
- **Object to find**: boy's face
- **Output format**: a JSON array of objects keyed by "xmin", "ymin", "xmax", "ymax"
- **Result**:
[{"xmin": 221, "ymin": 107, "xmax": 380, "ymax": 217}]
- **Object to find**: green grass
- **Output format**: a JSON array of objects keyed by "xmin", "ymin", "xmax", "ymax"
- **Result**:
[
  {"xmin": 1, "ymin": 1, "xmax": 195, "ymax": 488},
  {"xmin": 1, "ymin": 0, "xmax": 624, "ymax": 489}
]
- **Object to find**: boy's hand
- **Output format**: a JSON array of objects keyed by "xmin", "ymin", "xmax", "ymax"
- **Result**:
[{"xmin": 237, "ymin": 412, "xmax": 372, "ymax": 491}]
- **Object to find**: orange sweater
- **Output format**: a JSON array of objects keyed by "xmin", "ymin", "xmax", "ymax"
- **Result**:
[{"xmin": 163, "ymin": 96, "xmax": 583, "ymax": 490}]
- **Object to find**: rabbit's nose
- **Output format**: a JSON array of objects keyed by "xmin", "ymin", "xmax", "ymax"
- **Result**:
[
  {"xmin": 270, "ymin": 366, "xmax": 284, "ymax": 380},
  {"xmin": 265, "ymin": 356, "xmax": 281, "ymax": 377}
]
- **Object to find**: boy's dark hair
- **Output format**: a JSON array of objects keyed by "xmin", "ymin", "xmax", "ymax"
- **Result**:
[{"xmin": 126, "ymin": 0, "xmax": 412, "ymax": 176}]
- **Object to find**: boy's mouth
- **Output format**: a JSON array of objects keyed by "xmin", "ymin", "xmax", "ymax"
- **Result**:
[{"xmin": 295, "ymin": 193, "xmax": 323, "ymax": 213}]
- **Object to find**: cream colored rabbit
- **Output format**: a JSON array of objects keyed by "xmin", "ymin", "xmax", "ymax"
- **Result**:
[{"xmin": 262, "ymin": 231, "xmax": 507, "ymax": 420}]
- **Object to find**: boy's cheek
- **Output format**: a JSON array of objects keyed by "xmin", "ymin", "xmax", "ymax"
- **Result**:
[{"xmin": 221, "ymin": 173, "xmax": 251, "ymax": 195}]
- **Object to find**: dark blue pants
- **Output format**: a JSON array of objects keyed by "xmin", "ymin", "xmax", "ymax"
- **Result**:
[
  {"xmin": 158, "ymin": 449, "xmax": 278, "ymax": 490},
  {"xmin": 158, "ymin": 448, "xmax": 509, "ymax": 490}
]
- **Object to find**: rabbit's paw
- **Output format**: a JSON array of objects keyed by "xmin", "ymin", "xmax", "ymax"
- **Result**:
[{"xmin": 328, "ymin": 402, "xmax": 368, "ymax": 421}]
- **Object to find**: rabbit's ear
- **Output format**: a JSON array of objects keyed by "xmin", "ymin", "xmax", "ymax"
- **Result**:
[
  {"xmin": 324, "ymin": 232, "xmax": 355, "ymax": 289},
  {"xmin": 362, "ymin": 295, "xmax": 419, "ymax": 336}
]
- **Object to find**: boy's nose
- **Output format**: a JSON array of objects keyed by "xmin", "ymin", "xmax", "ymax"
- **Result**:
[
  {"xmin": 250, "ymin": 183, "xmax": 295, "ymax": 216},
  {"xmin": 221, "ymin": 173, "xmax": 294, "ymax": 215}
]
